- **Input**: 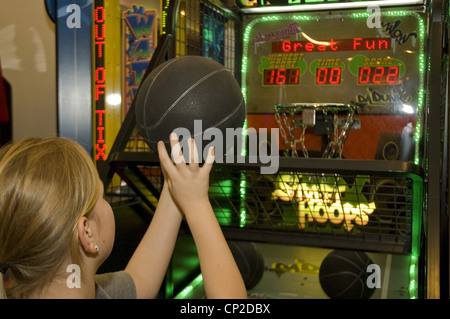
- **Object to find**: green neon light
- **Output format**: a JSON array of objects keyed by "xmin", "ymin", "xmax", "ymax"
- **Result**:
[
  {"xmin": 174, "ymin": 274, "xmax": 203, "ymax": 299},
  {"xmin": 239, "ymin": 176, "xmax": 247, "ymax": 227},
  {"xmin": 161, "ymin": 0, "xmax": 170, "ymax": 34},
  {"xmin": 409, "ymin": 172, "xmax": 423, "ymax": 299},
  {"xmin": 240, "ymin": 118, "xmax": 247, "ymax": 227},
  {"xmin": 409, "ymin": 255, "xmax": 417, "ymax": 298}
]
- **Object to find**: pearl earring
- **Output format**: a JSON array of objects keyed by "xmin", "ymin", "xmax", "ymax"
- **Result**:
[{"xmin": 95, "ymin": 245, "xmax": 99, "ymax": 252}]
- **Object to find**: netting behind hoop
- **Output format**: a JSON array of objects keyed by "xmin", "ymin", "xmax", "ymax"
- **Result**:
[{"xmin": 274, "ymin": 103, "xmax": 356, "ymax": 158}]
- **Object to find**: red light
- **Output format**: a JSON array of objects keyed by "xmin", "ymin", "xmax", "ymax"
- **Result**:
[
  {"xmin": 95, "ymin": 84, "xmax": 105, "ymax": 101},
  {"xmin": 263, "ymin": 68, "xmax": 299, "ymax": 85},
  {"xmin": 330, "ymin": 67, "xmax": 341, "ymax": 84},
  {"xmin": 96, "ymin": 109, "xmax": 105, "ymax": 126},
  {"xmin": 276, "ymin": 68, "xmax": 286, "ymax": 85},
  {"xmin": 372, "ymin": 66, "xmax": 384, "ymax": 84},
  {"xmin": 289, "ymin": 68, "xmax": 299, "ymax": 84},
  {"xmin": 358, "ymin": 66, "xmax": 399, "ymax": 84},
  {"xmin": 94, "ymin": 6, "xmax": 105, "ymax": 58},
  {"xmin": 316, "ymin": 67, "xmax": 341, "ymax": 85},
  {"xmin": 386, "ymin": 66, "xmax": 399, "ymax": 84},
  {"xmin": 316, "ymin": 68, "xmax": 327, "ymax": 84},
  {"xmin": 95, "ymin": 40, "xmax": 105, "ymax": 58},
  {"xmin": 97, "ymin": 127, "xmax": 105, "ymax": 143},
  {"xmin": 273, "ymin": 38, "xmax": 390, "ymax": 53},
  {"xmin": 359, "ymin": 67, "xmax": 370, "ymax": 84},
  {"xmin": 95, "ymin": 67, "xmax": 105, "ymax": 83},
  {"xmin": 95, "ymin": 143, "xmax": 107, "ymax": 161},
  {"xmin": 94, "ymin": 6, "xmax": 105, "ymax": 23},
  {"xmin": 264, "ymin": 69, "xmax": 275, "ymax": 84},
  {"xmin": 94, "ymin": 0, "xmax": 106, "ymax": 162},
  {"xmin": 95, "ymin": 23, "xmax": 105, "ymax": 41}
]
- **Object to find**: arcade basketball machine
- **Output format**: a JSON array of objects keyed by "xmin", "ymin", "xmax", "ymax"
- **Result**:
[{"xmin": 101, "ymin": 0, "xmax": 450, "ymax": 299}]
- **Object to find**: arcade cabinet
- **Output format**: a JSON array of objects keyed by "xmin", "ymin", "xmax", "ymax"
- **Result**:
[{"xmin": 55, "ymin": 0, "xmax": 449, "ymax": 299}]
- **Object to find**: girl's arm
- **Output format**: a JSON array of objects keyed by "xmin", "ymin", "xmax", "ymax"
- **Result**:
[
  {"xmin": 158, "ymin": 134, "xmax": 247, "ymax": 299},
  {"xmin": 182, "ymin": 199, "xmax": 247, "ymax": 299},
  {"xmin": 125, "ymin": 182, "xmax": 183, "ymax": 299}
]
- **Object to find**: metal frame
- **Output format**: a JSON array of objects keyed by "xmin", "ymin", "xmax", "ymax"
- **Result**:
[{"xmin": 425, "ymin": 0, "xmax": 448, "ymax": 299}]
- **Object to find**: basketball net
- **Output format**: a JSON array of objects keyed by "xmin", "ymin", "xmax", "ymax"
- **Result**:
[{"xmin": 274, "ymin": 103, "xmax": 356, "ymax": 158}]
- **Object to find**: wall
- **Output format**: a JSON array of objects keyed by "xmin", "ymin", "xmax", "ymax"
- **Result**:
[
  {"xmin": 0, "ymin": 0, "xmax": 57, "ymax": 141},
  {"xmin": 0, "ymin": 0, "xmax": 162, "ymax": 142}
]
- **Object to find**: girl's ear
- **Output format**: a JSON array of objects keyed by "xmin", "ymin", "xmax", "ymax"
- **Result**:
[{"xmin": 77, "ymin": 216, "xmax": 98, "ymax": 254}]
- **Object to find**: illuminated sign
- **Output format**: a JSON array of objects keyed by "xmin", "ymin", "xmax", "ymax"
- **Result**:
[
  {"xmin": 243, "ymin": 11, "xmax": 424, "ymax": 118},
  {"xmin": 94, "ymin": 0, "xmax": 106, "ymax": 161},
  {"xmin": 272, "ymin": 174, "xmax": 376, "ymax": 232},
  {"xmin": 272, "ymin": 38, "xmax": 390, "ymax": 53}
]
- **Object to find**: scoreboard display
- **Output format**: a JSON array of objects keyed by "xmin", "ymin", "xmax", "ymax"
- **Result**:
[{"xmin": 242, "ymin": 9, "xmax": 425, "ymax": 160}]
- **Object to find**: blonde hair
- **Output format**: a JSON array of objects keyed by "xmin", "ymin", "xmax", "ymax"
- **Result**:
[{"xmin": 0, "ymin": 137, "xmax": 101, "ymax": 298}]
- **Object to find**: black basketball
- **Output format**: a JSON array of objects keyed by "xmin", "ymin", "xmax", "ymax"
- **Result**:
[
  {"xmin": 135, "ymin": 55, "xmax": 246, "ymax": 160},
  {"xmin": 319, "ymin": 250, "xmax": 376, "ymax": 299},
  {"xmin": 228, "ymin": 240, "xmax": 264, "ymax": 290}
]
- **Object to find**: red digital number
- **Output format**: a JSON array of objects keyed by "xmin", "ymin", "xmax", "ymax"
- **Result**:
[
  {"xmin": 264, "ymin": 69, "xmax": 275, "ymax": 85},
  {"xmin": 316, "ymin": 67, "xmax": 341, "ymax": 85},
  {"xmin": 316, "ymin": 68, "xmax": 328, "ymax": 84},
  {"xmin": 289, "ymin": 69, "xmax": 300, "ymax": 84},
  {"xmin": 358, "ymin": 66, "xmax": 399, "ymax": 84},
  {"xmin": 359, "ymin": 67, "xmax": 371, "ymax": 84},
  {"xmin": 276, "ymin": 69, "xmax": 286, "ymax": 85},
  {"xmin": 329, "ymin": 67, "xmax": 341, "ymax": 84},
  {"xmin": 372, "ymin": 66, "xmax": 384, "ymax": 84},
  {"xmin": 386, "ymin": 66, "xmax": 399, "ymax": 84},
  {"xmin": 264, "ymin": 69, "xmax": 299, "ymax": 85}
]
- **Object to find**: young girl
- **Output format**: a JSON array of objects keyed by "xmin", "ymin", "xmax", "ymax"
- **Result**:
[{"xmin": 0, "ymin": 134, "xmax": 247, "ymax": 299}]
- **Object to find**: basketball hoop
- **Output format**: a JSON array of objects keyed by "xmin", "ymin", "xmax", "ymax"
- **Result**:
[{"xmin": 274, "ymin": 103, "xmax": 356, "ymax": 158}]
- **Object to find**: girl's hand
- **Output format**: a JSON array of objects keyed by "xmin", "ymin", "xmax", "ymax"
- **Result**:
[{"xmin": 157, "ymin": 133, "xmax": 214, "ymax": 213}]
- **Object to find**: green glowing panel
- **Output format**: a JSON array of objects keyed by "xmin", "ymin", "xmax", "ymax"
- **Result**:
[{"xmin": 174, "ymin": 274, "xmax": 204, "ymax": 299}]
